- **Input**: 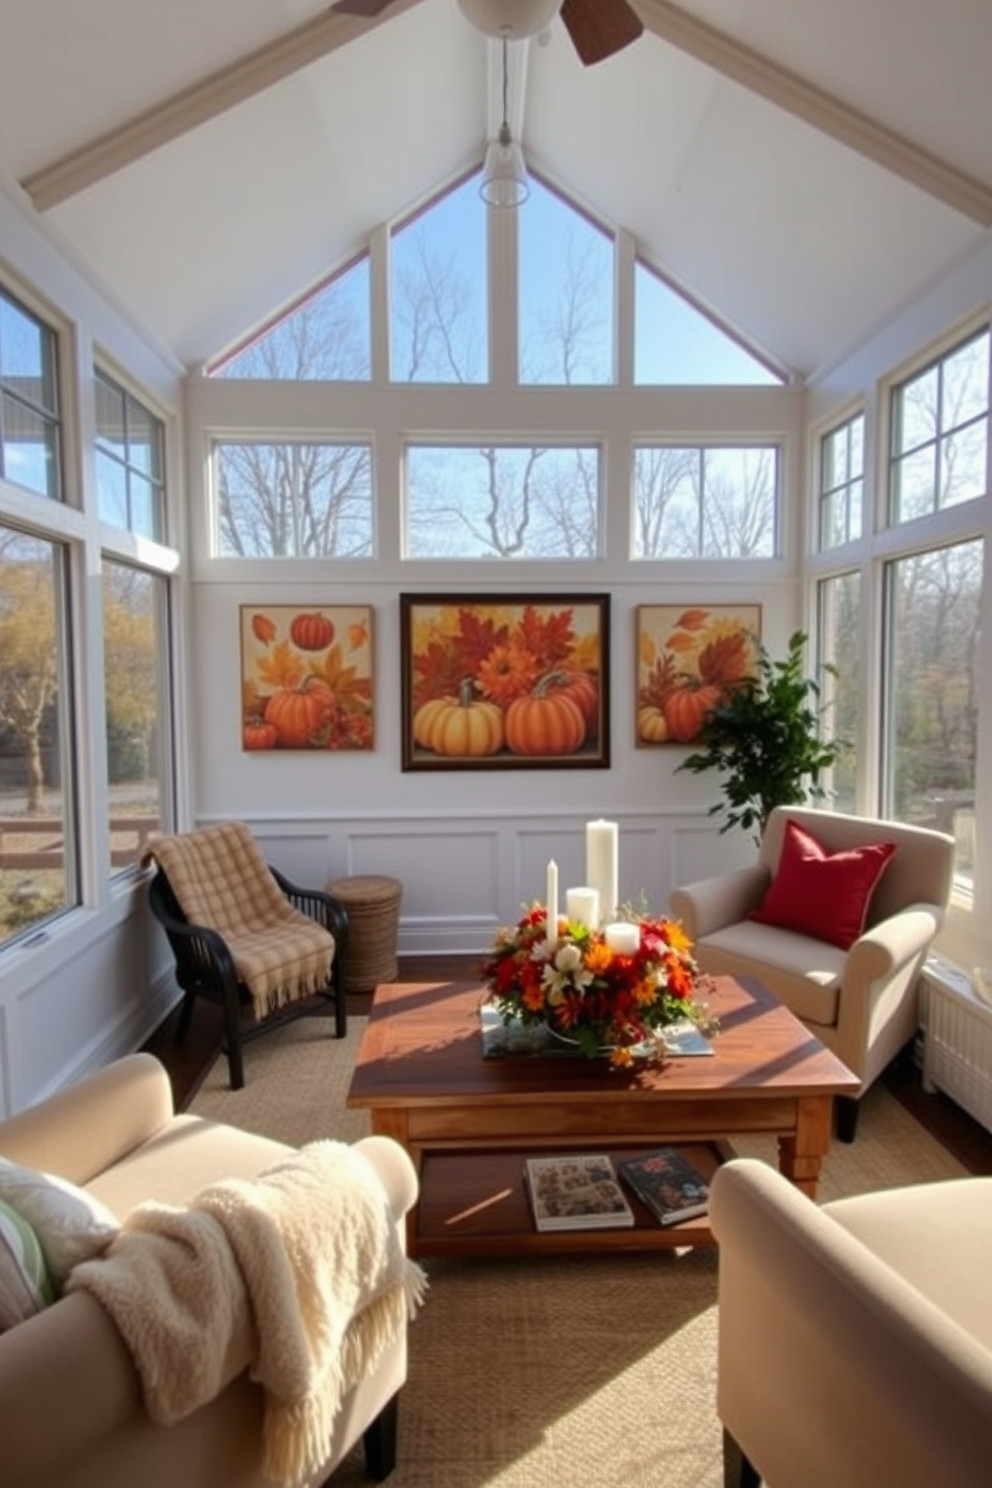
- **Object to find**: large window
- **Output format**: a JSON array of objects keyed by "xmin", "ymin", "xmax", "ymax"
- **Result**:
[
  {"xmin": 519, "ymin": 178, "xmax": 614, "ymax": 386},
  {"xmin": 634, "ymin": 260, "xmax": 781, "ymax": 386},
  {"xmin": 214, "ymin": 442, "xmax": 374, "ymax": 557},
  {"xmin": 883, "ymin": 540, "xmax": 982, "ymax": 881},
  {"xmin": 209, "ymin": 256, "xmax": 371, "ymax": 380},
  {"xmin": 819, "ymin": 413, "xmax": 864, "ymax": 549},
  {"xmin": 95, "ymin": 370, "xmax": 165, "ymax": 540},
  {"xmin": 102, "ymin": 561, "xmax": 166, "ymax": 874},
  {"xmin": 890, "ymin": 329, "xmax": 989, "ymax": 525},
  {"xmin": 390, "ymin": 174, "xmax": 487, "ymax": 384},
  {"xmin": 632, "ymin": 445, "xmax": 778, "ymax": 558},
  {"xmin": 0, "ymin": 526, "xmax": 74, "ymax": 942},
  {"xmin": 0, "ymin": 290, "xmax": 61, "ymax": 501},
  {"xmin": 405, "ymin": 444, "xmax": 600, "ymax": 559},
  {"xmin": 817, "ymin": 570, "xmax": 860, "ymax": 813}
]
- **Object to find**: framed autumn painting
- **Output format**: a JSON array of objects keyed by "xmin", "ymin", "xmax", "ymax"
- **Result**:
[
  {"xmin": 400, "ymin": 593, "xmax": 610, "ymax": 771},
  {"xmin": 240, "ymin": 605, "xmax": 374, "ymax": 751},
  {"xmin": 636, "ymin": 604, "xmax": 761, "ymax": 746}
]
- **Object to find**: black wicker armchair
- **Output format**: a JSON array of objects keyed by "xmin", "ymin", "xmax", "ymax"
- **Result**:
[{"xmin": 149, "ymin": 862, "xmax": 349, "ymax": 1089}]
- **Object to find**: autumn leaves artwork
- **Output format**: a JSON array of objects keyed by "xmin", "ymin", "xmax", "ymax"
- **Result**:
[
  {"xmin": 636, "ymin": 605, "xmax": 761, "ymax": 746},
  {"xmin": 239, "ymin": 597, "xmax": 753, "ymax": 759},
  {"xmin": 241, "ymin": 606, "xmax": 373, "ymax": 751},
  {"xmin": 401, "ymin": 595, "xmax": 610, "ymax": 770}
]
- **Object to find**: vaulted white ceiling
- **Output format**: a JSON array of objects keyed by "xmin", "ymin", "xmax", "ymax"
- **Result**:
[{"xmin": 2, "ymin": 0, "xmax": 990, "ymax": 378}]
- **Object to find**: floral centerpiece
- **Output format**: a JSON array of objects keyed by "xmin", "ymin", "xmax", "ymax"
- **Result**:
[{"xmin": 480, "ymin": 902, "xmax": 714, "ymax": 1067}]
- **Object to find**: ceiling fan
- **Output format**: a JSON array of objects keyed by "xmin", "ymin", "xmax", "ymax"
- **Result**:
[{"xmin": 330, "ymin": 0, "xmax": 644, "ymax": 67}]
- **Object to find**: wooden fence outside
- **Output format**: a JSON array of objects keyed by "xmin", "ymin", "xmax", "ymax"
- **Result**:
[{"xmin": 0, "ymin": 815, "xmax": 160, "ymax": 871}]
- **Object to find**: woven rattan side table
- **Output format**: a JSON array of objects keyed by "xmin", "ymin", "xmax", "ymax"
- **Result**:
[{"xmin": 326, "ymin": 874, "xmax": 403, "ymax": 994}]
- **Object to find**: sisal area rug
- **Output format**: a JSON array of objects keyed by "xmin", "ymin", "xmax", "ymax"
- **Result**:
[{"xmin": 190, "ymin": 1014, "xmax": 967, "ymax": 1488}]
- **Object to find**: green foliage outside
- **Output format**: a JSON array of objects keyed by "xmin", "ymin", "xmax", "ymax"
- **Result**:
[{"xmin": 677, "ymin": 630, "xmax": 847, "ymax": 843}]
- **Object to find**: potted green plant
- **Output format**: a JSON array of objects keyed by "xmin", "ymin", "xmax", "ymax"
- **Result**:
[{"xmin": 677, "ymin": 630, "xmax": 846, "ymax": 842}]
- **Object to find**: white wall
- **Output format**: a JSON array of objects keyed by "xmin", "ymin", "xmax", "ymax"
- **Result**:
[{"xmin": 184, "ymin": 373, "xmax": 806, "ymax": 942}]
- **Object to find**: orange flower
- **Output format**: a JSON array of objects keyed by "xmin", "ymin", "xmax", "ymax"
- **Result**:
[
  {"xmin": 661, "ymin": 919, "xmax": 693, "ymax": 956},
  {"xmin": 522, "ymin": 983, "xmax": 546, "ymax": 1012},
  {"xmin": 476, "ymin": 642, "xmax": 539, "ymax": 707},
  {"xmin": 584, "ymin": 941, "xmax": 613, "ymax": 975}
]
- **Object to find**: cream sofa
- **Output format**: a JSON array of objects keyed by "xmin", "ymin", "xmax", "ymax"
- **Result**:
[
  {"xmin": 669, "ymin": 806, "xmax": 956, "ymax": 1139},
  {"xmin": 710, "ymin": 1157, "xmax": 992, "ymax": 1488},
  {"xmin": 0, "ymin": 1053, "xmax": 418, "ymax": 1488}
]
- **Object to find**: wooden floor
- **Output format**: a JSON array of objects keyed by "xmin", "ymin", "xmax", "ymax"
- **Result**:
[{"xmin": 141, "ymin": 954, "xmax": 992, "ymax": 1177}]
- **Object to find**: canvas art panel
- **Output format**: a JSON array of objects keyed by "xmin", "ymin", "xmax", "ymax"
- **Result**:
[
  {"xmin": 240, "ymin": 605, "xmax": 374, "ymax": 751},
  {"xmin": 401, "ymin": 593, "xmax": 610, "ymax": 770},
  {"xmin": 636, "ymin": 604, "xmax": 761, "ymax": 746}
]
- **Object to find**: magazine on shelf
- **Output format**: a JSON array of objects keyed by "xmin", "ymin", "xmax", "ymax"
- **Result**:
[
  {"xmin": 616, "ymin": 1147, "xmax": 710, "ymax": 1226},
  {"xmin": 523, "ymin": 1154, "xmax": 636, "ymax": 1232}
]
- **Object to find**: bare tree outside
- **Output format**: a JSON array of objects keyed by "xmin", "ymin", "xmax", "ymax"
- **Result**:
[
  {"xmin": 885, "ymin": 540, "xmax": 982, "ymax": 864},
  {"xmin": 634, "ymin": 446, "xmax": 777, "ymax": 558},
  {"xmin": 216, "ymin": 441, "xmax": 373, "ymax": 558},
  {"xmin": 406, "ymin": 444, "xmax": 600, "ymax": 559},
  {"xmin": 817, "ymin": 570, "xmax": 861, "ymax": 813},
  {"xmin": 520, "ymin": 177, "xmax": 613, "ymax": 386},
  {"xmin": 213, "ymin": 259, "xmax": 371, "ymax": 381},
  {"xmin": 390, "ymin": 174, "xmax": 487, "ymax": 385},
  {"xmin": 891, "ymin": 328, "xmax": 988, "ymax": 522}
]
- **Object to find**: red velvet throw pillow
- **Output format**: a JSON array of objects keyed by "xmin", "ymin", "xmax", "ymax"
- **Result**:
[{"xmin": 750, "ymin": 819, "xmax": 897, "ymax": 950}]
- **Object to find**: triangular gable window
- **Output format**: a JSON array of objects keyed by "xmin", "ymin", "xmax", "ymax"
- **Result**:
[
  {"xmin": 208, "ymin": 255, "xmax": 371, "ymax": 380},
  {"xmin": 634, "ymin": 259, "xmax": 783, "ymax": 386}
]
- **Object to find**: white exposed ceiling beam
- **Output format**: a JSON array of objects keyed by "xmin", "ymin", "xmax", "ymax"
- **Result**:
[
  {"xmin": 21, "ymin": 0, "xmax": 428, "ymax": 212},
  {"xmin": 634, "ymin": 0, "xmax": 992, "ymax": 225}
]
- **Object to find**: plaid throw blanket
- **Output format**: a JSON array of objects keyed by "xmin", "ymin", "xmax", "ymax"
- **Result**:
[
  {"xmin": 145, "ymin": 822, "xmax": 335, "ymax": 1019},
  {"xmin": 68, "ymin": 1141, "xmax": 428, "ymax": 1488}
]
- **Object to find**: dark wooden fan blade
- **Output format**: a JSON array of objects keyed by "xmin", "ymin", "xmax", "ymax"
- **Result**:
[
  {"xmin": 560, "ymin": 0, "xmax": 643, "ymax": 65},
  {"xmin": 330, "ymin": 0, "xmax": 396, "ymax": 16}
]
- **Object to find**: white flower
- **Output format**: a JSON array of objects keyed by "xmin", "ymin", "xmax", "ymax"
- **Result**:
[
  {"xmin": 554, "ymin": 942, "xmax": 584, "ymax": 975},
  {"xmin": 529, "ymin": 938, "xmax": 554, "ymax": 964},
  {"xmin": 542, "ymin": 955, "xmax": 594, "ymax": 997}
]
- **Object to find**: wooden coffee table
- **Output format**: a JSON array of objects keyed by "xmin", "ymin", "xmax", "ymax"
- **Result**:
[{"xmin": 346, "ymin": 975, "xmax": 860, "ymax": 1258}]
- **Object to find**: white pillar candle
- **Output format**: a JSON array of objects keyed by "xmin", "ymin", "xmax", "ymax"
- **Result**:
[
  {"xmin": 604, "ymin": 921, "xmax": 640, "ymax": 956},
  {"xmin": 566, "ymin": 886, "xmax": 600, "ymax": 930},
  {"xmin": 546, "ymin": 858, "xmax": 559, "ymax": 951},
  {"xmin": 585, "ymin": 819, "xmax": 619, "ymax": 925}
]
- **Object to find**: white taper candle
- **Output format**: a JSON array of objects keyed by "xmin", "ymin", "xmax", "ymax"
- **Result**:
[{"xmin": 546, "ymin": 858, "xmax": 559, "ymax": 952}]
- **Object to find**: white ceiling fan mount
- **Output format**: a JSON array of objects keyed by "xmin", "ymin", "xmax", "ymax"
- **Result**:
[
  {"xmin": 331, "ymin": 0, "xmax": 644, "ymax": 67},
  {"xmin": 455, "ymin": 0, "xmax": 560, "ymax": 41}
]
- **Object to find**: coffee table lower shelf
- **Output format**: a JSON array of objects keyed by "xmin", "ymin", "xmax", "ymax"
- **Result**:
[{"xmin": 411, "ymin": 1141, "xmax": 731, "ymax": 1259}]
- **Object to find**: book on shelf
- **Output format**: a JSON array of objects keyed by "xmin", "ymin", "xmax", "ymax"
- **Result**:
[
  {"xmin": 523, "ymin": 1154, "xmax": 635, "ymax": 1232},
  {"xmin": 616, "ymin": 1147, "xmax": 710, "ymax": 1226}
]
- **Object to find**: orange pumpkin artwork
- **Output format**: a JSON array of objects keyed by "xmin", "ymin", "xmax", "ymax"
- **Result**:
[
  {"xmin": 401, "ymin": 594, "xmax": 610, "ymax": 771},
  {"xmin": 636, "ymin": 604, "xmax": 761, "ymax": 747},
  {"xmin": 240, "ymin": 605, "xmax": 374, "ymax": 751}
]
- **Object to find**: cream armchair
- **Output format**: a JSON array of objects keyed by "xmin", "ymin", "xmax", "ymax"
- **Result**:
[
  {"xmin": 709, "ymin": 1157, "xmax": 992, "ymax": 1488},
  {"xmin": 0, "ymin": 1054, "xmax": 418, "ymax": 1488},
  {"xmin": 669, "ymin": 806, "xmax": 955, "ymax": 1140}
]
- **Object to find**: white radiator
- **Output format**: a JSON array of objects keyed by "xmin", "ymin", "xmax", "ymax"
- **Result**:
[{"xmin": 922, "ymin": 955, "xmax": 992, "ymax": 1135}]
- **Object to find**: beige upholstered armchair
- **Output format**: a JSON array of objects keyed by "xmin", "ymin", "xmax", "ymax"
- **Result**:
[
  {"xmin": 0, "ymin": 1054, "xmax": 421, "ymax": 1488},
  {"xmin": 709, "ymin": 1157, "xmax": 992, "ymax": 1488},
  {"xmin": 669, "ymin": 806, "xmax": 955, "ymax": 1140}
]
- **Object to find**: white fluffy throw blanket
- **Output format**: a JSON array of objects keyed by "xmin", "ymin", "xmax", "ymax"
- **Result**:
[{"xmin": 67, "ymin": 1141, "xmax": 428, "ymax": 1488}]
